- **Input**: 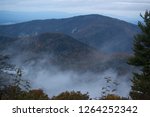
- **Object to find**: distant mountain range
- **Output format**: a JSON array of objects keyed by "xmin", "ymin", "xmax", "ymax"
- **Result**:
[
  {"xmin": 0, "ymin": 14, "xmax": 139, "ymax": 53},
  {"xmin": 0, "ymin": 11, "xmax": 77, "ymax": 25},
  {"xmin": 0, "ymin": 14, "xmax": 139, "ymax": 73}
]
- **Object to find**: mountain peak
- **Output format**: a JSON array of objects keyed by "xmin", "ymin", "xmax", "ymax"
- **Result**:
[{"xmin": 0, "ymin": 14, "xmax": 139, "ymax": 53}]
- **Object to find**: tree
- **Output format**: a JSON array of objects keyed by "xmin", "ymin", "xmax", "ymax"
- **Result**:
[
  {"xmin": 0, "ymin": 54, "xmax": 49, "ymax": 100},
  {"xmin": 22, "ymin": 89, "xmax": 49, "ymax": 100},
  {"xmin": 51, "ymin": 91, "xmax": 90, "ymax": 100},
  {"xmin": 0, "ymin": 85, "xmax": 24, "ymax": 100},
  {"xmin": 99, "ymin": 77, "xmax": 128, "ymax": 100},
  {"xmin": 0, "ymin": 55, "xmax": 14, "ymax": 88},
  {"xmin": 128, "ymin": 10, "xmax": 150, "ymax": 99},
  {"xmin": 0, "ymin": 86, "xmax": 49, "ymax": 100},
  {"xmin": 0, "ymin": 55, "xmax": 17, "ymax": 98}
]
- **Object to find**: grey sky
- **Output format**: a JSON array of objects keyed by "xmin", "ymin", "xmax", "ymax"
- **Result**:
[{"xmin": 0, "ymin": 0, "xmax": 150, "ymax": 22}]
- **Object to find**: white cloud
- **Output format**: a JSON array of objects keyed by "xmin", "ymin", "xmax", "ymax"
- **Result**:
[
  {"xmin": 0, "ymin": 0, "xmax": 149, "ymax": 22},
  {"xmin": 0, "ymin": 0, "xmax": 149, "ymax": 12}
]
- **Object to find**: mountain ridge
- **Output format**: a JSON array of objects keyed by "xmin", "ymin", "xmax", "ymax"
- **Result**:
[{"xmin": 0, "ymin": 14, "xmax": 139, "ymax": 53}]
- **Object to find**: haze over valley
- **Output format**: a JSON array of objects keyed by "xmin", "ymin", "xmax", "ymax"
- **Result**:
[{"xmin": 0, "ymin": 13, "xmax": 140, "ymax": 98}]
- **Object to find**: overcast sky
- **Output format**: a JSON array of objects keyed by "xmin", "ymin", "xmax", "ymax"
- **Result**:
[{"xmin": 0, "ymin": 0, "xmax": 150, "ymax": 23}]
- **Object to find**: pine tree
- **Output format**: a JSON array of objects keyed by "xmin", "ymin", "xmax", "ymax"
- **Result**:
[{"xmin": 128, "ymin": 10, "xmax": 150, "ymax": 99}]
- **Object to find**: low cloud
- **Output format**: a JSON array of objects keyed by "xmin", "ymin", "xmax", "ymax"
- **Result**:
[
  {"xmin": 0, "ymin": 0, "xmax": 149, "ymax": 14},
  {"xmin": 22, "ymin": 63, "xmax": 131, "ymax": 99}
]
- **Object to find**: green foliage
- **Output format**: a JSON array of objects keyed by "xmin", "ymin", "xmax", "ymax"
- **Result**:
[
  {"xmin": 51, "ymin": 91, "xmax": 90, "ymax": 100},
  {"xmin": 128, "ymin": 10, "xmax": 150, "ymax": 99}
]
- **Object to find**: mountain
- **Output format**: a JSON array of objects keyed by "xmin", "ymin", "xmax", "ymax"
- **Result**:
[
  {"xmin": 0, "ymin": 14, "xmax": 139, "ymax": 53},
  {"xmin": 12, "ymin": 32, "xmax": 95, "ymax": 59},
  {"xmin": 0, "ymin": 33, "xmax": 101, "ymax": 71},
  {"xmin": 0, "ymin": 36, "xmax": 17, "ymax": 51},
  {"xmin": 0, "ymin": 33, "xmax": 131, "ymax": 73}
]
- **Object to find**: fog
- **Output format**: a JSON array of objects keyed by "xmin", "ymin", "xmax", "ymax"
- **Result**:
[
  {"xmin": 1, "ymin": 35, "xmax": 132, "ymax": 99},
  {"xmin": 20, "ymin": 62, "xmax": 131, "ymax": 99}
]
